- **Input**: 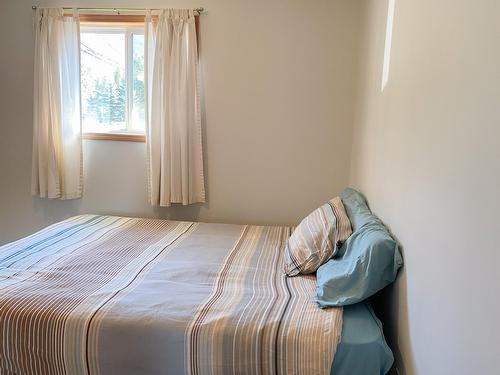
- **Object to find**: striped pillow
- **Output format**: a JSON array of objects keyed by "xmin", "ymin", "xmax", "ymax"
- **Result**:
[{"xmin": 284, "ymin": 197, "xmax": 352, "ymax": 276}]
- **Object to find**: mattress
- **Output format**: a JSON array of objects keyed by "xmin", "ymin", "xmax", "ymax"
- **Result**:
[
  {"xmin": 0, "ymin": 215, "xmax": 343, "ymax": 375},
  {"xmin": 331, "ymin": 302, "xmax": 394, "ymax": 375}
]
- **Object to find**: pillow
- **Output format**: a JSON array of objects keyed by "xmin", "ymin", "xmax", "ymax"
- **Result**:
[
  {"xmin": 316, "ymin": 188, "xmax": 403, "ymax": 307},
  {"xmin": 284, "ymin": 197, "xmax": 352, "ymax": 276},
  {"xmin": 338, "ymin": 188, "xmax": 374, "ymax": 231}
]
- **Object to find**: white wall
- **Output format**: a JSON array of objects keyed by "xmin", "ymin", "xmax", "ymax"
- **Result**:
[
  {"xmin": 0, "ymin": 0, "xmax": 363, "ymax": 244},
  {"xmin": 350, "ymin": 0, "xmax": 500, "ymax": 374}
]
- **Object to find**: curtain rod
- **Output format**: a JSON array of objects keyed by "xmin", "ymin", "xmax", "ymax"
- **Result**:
[{"xmin": 31, "ymin": 6, "xmax": 205, "ymax": 14}]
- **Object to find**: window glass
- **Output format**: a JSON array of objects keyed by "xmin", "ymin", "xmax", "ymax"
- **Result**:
[
  {"xmin": 80, "ymin": 27, "xmax": 145, "ymax": 134},
  {"xmin": 131, "ymin": 33, "xmax": 145, "ymax": 132}
]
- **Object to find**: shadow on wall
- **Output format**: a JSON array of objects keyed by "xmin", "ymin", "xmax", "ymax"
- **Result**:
[
  {"xmin": 32, "ymin": 196, "xmax": 82, "ymax": 222},
  {"xmin": 156, "ymin": 202, "xmax": 207, "ymax": 222}
]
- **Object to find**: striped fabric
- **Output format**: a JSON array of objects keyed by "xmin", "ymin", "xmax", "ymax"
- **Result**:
[
  {"xmin": 284, "ymin": 197, "xmax": 352, "ymax": 276},
  {"xmin": 0, "ymin": 215, "xmax": 342, "ymax": 375}
]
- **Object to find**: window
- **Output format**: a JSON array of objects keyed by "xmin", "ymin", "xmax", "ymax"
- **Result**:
[{"xmin": 80, "ymin": 23, "xmax": 145, "ymax": 141}]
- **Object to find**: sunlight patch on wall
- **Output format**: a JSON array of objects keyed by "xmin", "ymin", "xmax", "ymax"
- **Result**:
[{"xmin": 381, "ymin": 0, "xmax": 396, "ymax": 92}]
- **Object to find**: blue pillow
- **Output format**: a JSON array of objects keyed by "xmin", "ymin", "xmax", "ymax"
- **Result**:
[{"xmin": 316, "ymin": 188, "xmax": 403, "ymax": 307}]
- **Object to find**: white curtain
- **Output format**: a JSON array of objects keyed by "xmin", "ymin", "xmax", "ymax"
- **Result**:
[
  {"xmin": 32, "ymin": 8, "xmax": 83, "ymax": 200},
  {"xmin": 145, "ymin": 9, "xmax": 205, "ymax": 207}
]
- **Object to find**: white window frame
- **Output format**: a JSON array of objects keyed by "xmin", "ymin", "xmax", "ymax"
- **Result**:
[{"xmin": 80, "ymin": 24, "xmax": 145, "ymax": 141}]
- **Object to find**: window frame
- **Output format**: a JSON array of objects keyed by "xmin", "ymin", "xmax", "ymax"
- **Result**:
[{"xmin": 80, "ymin": 19, "xmax": 146, "ymax": 142}]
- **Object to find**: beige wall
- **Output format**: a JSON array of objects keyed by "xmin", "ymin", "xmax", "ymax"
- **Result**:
[
  {"xmin": 0, "ymin": 0, "xmax": 363, "ymax": 244},
  {"xmin": 350, "ymin": 0, "xmax": 500, "ymax": 374}
]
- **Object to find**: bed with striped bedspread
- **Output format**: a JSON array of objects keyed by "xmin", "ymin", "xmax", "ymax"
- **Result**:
[{"xmin": 0, "ymin": 215, "xmax": 343, "ymax": 375}]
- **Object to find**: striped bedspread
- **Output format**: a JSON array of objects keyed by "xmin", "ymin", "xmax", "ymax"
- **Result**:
[{"xmin": 0, "ymin": 215, "xmax": 343, "ymax": 375}]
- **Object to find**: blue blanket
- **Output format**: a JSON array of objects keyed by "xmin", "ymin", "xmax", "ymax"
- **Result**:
[{"xmin": 331, "ymin": 302, "xmax": 394, "ymax": 375}]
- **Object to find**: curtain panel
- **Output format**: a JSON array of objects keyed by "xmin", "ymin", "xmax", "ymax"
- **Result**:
[
  {"xmin": 145, "ymin": 9, "xmax": 206, "ymax": 207},
  {"xmin": 32, "ymin": 8, "xmax": 83, "ymax": 200}
]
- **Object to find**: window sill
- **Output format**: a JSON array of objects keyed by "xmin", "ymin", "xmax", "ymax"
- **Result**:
[{"xmin": 83, "ymin": 132, "xmax": 145, "ymax": 143}]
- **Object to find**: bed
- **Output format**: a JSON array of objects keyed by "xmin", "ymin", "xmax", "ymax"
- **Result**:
[{"xmin": 0, "ymin": 215, "xmax": 393, "ymax": 374}]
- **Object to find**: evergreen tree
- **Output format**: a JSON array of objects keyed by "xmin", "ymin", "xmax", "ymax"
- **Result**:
[
  {"xmin": 87, "ymin": 78, "xmax": 111, "ymax": 124},
  {"xmin": 109, "ymin": 69, "xmax": 126, "ymax": 124},
  {"xmin": 133, "ymin": 53, "xmax": 145, "ymax": 121}
]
